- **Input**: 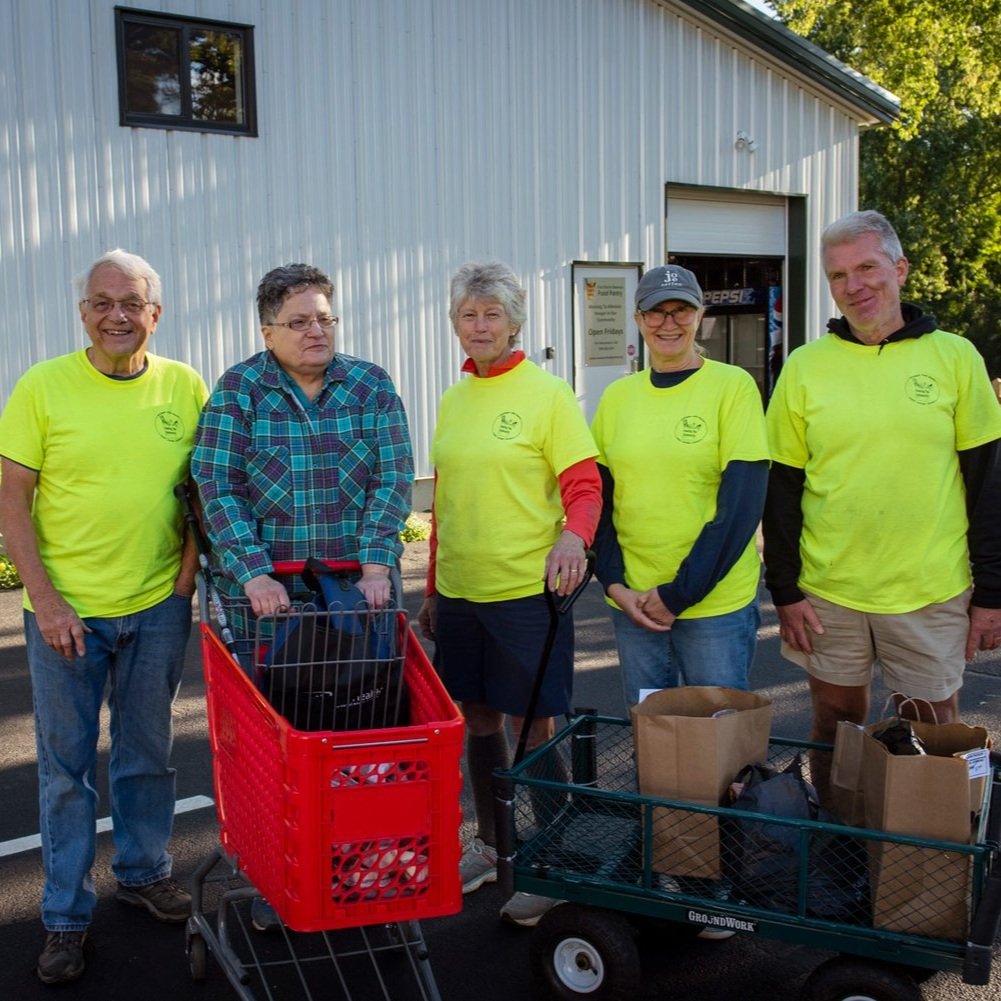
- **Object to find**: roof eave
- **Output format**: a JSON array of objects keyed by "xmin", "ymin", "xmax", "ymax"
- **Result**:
[{"xmin": 673, "ymin": 0, "xmax": 901, "ymax": 125}]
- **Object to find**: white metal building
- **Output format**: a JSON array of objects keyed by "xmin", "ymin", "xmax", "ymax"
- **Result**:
[{"xmin": 0, "ymin": 0, "xmax": 897, "ymax": 501}]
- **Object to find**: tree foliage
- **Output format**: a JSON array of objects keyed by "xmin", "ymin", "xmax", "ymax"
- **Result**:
[
  {"xmin": 190, "ymin": 32, "xmax": 242, "ymax": 123},
  {"xmin": 772, "ymin": 0, "xmax": 1001, "ymax": 376}
]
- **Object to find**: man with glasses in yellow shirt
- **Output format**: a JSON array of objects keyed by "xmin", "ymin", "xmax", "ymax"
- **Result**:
[{"xmin": 0, "ymin": 249, "xmax": 208, "ymax": 984}]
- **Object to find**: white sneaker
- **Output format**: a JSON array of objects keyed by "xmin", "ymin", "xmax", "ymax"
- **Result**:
[
  {"xmin": 459, "ymin": 837, "xmax": 498, "ymax": 894},
  {"xmin": 499, "ymin": 892, "xmax": 560, "ymax": 927}
]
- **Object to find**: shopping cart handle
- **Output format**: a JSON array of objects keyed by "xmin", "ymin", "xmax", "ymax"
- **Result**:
[
  {"xmin": 272, "ymin": 560, "xmax": 362, "ymax": 575},
  {"xmin": 174, "ymin": 482, "xmax": 211, "ymax": 559}
]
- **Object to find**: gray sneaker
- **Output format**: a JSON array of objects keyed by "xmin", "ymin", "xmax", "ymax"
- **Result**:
[
  {"xmin": 499, "ymin": 892, "xmax": 560, "ymax": 927},
  {"xmin": 37, "ymin": 931, "xmax": 87, "ymax": 984},
  {"xmin": 116, "ymin": 877, "xmax": 192, "ymax": 923},
  {"xmin": 459, "ymin": 837, "xmax": 498, "ymax": 894}
]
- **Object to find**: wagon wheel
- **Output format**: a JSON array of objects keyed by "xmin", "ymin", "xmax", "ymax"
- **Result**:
[
  {"xmin": 530, "ymin": 903, "xmax": 640, "ymax": 1000},
  {"xmin": 799, "ymin": 957, "xmax": 922, "ymax": 1001}
]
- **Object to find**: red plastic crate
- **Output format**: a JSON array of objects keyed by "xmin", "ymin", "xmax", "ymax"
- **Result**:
[{"xmin": 200, "ymin": 618, "xmax": 464, "ymax": 932}]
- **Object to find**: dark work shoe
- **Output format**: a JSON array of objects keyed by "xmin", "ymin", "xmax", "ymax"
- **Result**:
[
  {"xmin": 116, "ymin": 877, "xmax": 191, "ymax": 923},
  {"xmin": 37, "ymin": 931, "xmax": 87, "ymax": 984}
]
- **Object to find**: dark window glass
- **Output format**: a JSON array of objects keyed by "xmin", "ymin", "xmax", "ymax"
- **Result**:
[
  {"xmin": 116, "ymin": 8, "xmax": 256, "ymax": 136},
  {"xmin": 123, "ymin": 25, "xmax": 182, "ymax": 116},
  {"xmin": 190, "ymin": 30, "xmax": 243, "ymax": 123}
]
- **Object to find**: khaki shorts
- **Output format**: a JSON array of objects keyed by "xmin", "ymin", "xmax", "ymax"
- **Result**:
[{"xmin": 779, "ymin": 589, "xmax": 971, "ymax": 702}]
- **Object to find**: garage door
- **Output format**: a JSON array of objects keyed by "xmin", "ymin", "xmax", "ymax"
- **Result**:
[{"xmin": 667, "ymin": 188, "xmax": 787, "ymax": 256}]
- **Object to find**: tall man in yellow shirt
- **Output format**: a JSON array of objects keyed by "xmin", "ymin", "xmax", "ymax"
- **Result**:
[{"xmin": 763, "ymin": 211, "xmax": 1001, "ymax": 757}]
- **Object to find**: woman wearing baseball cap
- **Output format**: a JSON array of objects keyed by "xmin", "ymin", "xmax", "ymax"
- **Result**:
[{"xmin": 591, "ymin": 264, "xmax": 769, "ymax": 707}]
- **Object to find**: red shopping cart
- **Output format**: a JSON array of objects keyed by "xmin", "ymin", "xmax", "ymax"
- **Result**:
[{"xmin": 185, "ymin": 559, "xmax": 464, "ymax": 1000}]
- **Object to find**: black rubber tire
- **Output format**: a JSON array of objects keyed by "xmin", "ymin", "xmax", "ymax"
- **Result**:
[
  {"xmin": 529, "ymin": 904, "xmax": 640, "ymax": 1000},
  {"xmin": 890, "ymin": 964, "xmax": 937, "ymax": 986},
  {"xmin": 799, "ymin": 957, "xmax": 923, "ymax": 1001},
  {"xmin": 186, "ymin": 930, "xmax": 207, "ymax": 982}
]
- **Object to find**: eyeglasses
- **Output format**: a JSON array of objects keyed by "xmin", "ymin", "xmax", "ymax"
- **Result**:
[
  {"xmin": 639, "ymin": 304, "xmax": 698, "ymax": 327},
  {"xmin": 81, "ymin": 297, "xmax": 154, "ymax": 315},
  {"xmin": 268, "ymin": 315, "xmax": 340, "ymax": 332}
]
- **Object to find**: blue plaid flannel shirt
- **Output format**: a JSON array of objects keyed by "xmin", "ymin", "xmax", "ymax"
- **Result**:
[{"xmin": 192, "ymin": 350, "xmax": 413, "ymax": 591}]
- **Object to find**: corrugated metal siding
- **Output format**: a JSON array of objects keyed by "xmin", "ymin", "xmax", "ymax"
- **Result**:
[{"xmin": 1, "ymin": 0, "xmax": 868, "ymax": 481}]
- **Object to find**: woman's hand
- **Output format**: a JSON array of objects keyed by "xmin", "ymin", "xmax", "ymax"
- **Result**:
[
  {"xmin": 636, "ymin": 588, "xmax": 677, "ymax": 629},
  {"xmin": 607, "ymin": 583, "xmax": 671, "ymax": 633},
  {"xmin": 358, "ymin": 564, "xmax": 392, "ymax": 610},
  {"xmin": 418, "ymin": 594, "xmax": 437, "ymax": 641},
  {"xmin": 544, "ymin": 530, "xmax": 588, "ymax": 596}
]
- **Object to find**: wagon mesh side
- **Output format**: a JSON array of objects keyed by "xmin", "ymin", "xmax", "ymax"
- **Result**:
[{"xmin": 499, "ymin": 716, "xmax": 992, "ymax": 949}]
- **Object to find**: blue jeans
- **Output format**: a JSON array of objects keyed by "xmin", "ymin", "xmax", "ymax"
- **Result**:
[
  {"xmin": 26, "ymin": 592, "xmax": 192, "ymax": 931},
  {"xmin": 612, "ymin": 600, "xmax": 760, "ymax": 707}
]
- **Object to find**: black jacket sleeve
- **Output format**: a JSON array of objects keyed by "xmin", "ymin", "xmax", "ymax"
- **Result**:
[
  {"xmin": 960, "ymin": 437, "xmax": 1001, "ymax": 608},
  {"xmin": 761, "ymin": 460, "xmax": 807, "ymax": 606},
  {"xmin": 592, "ymin": 462, "xmax": 627, "ymax": 592},
  {"xmin": 656, "ymin": 459, "xmax": 768, "ymax": 616}
]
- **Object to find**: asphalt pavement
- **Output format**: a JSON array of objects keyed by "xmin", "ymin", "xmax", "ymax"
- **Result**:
[{"xmin": 0, "ymin": 541, "xmax": 999, "ymax": 1001}]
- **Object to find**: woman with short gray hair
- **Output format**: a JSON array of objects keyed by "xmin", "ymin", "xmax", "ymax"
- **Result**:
[{"xmin": 418, "ymin": 260, "xmax": 602, "ymax": 928}]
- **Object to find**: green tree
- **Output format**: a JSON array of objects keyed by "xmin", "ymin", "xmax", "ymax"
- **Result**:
[{"xmin": 773, "ymin": 0, "xmax": 1001, "ymax": 376}]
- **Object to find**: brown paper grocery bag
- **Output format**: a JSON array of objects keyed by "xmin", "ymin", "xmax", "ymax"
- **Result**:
[
  {"xmin": 830, "ymin": 721, "xmax": 866, "ymax": 828},
  {"xmin": 868, "ymin": 841, "xmax": 972, "ymax": 940},
  {"xmin": 631, "ymin": 686, "xmax": 772, "ymax": 878},
  {"xmin": 860, "ymin": 719, "xmax": 990, "ymax": 940},
  {"xmin": 860, "ymin": 720, "xmax": 989, "ymax": 841}
]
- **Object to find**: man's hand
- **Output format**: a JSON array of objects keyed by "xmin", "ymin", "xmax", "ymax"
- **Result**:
[
  {"xmin": 966, "ymin": 605, "xmax": 1001, "ymax": 660},
  {"xmin": 33, "ymin": 592, "xmax": 90, "ymax": 659},
  {"xmin": 607, "ymin": 583, "xmax": 670, "ymax": 633},
  {"xmin": 0, "ymin": 458, "xmax": 90, "ymax": 658},
  {"xmin": 776, "ymin": 598, "xmax": 825, "ymax": 654},
  {"xmin": 244, "ymin": 574, "xmax": 290, "ymax": 617}
]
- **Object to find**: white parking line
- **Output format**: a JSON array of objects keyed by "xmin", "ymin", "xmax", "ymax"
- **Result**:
[{"xmin": 0, "ymin": 795, "xmax": 215, "ymax": 858}]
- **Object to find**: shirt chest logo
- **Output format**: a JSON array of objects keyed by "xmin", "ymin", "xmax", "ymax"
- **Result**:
[
  {"xmin": 905, "ymin": 374, "xmax": 940, "ymax": 405},
  {"xmin": 155, "ymin": 411, "xmax": 186, "ymax": 442},
  {"xmin": 492, "ymin": 411, "xmax": 523, "ymax": 440},
  {"xmin": 675, "ymin": 415, "xmax": 707, "ymax": 444}
]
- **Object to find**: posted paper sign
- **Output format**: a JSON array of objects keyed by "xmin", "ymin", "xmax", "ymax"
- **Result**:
[{"xmin": 583, "ymin": 277, "xmax": 627, "ymax": 366}]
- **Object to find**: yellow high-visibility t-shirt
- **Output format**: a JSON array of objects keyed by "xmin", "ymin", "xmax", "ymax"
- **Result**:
[
  {"xmin": 0, "ymin": 350, "xmax": 208, "ymax": 617},
  {"xmin": 591, "ymin": 359, "xmax": 769, "ymax": 617},
  {"xmin": 766, "ymin": 330, "xmax": 1001, "ymax": 613},
  {"xmin": 432, "ymin": 359, "xmax": 597, "ymax": 602}
]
